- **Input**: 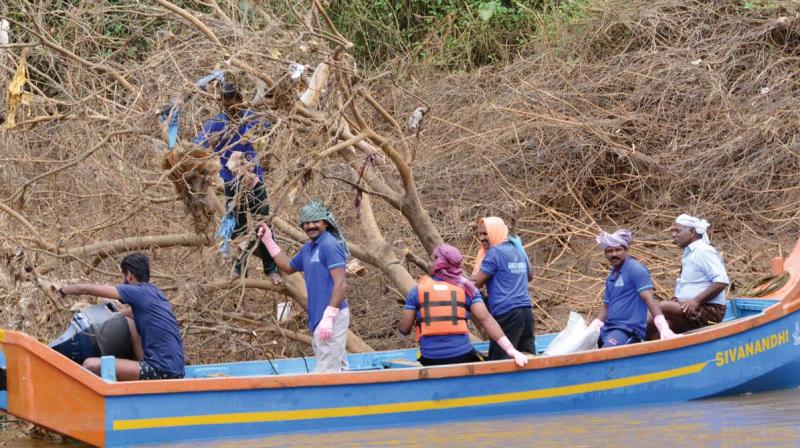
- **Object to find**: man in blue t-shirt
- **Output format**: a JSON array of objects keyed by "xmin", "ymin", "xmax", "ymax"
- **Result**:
[
  {"xmin": 399, "ymin": 244, "xmax": 528, "ymax": 367},
  {"xmin": 590, "ymin": 229, "xmax": 676, "ymax": 347},
  {"xmin": 194, "ymin": 82, "xmax": 281, "ymax": 285},
  {"xmin": 258, "ymin": 200, "xmax": 350, "ymax": 372},
  {"xmin": 53, "ymin": 253, "xmax": 185, "ymax": 380},
  {"xmin": 472, "ymin": 217, "xmax": 535, "ymax": 360}
]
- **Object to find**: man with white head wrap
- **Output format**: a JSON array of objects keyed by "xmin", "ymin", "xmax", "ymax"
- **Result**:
[
  {"xmin": 590, "ymin": 229, "xmax": 676, "ymax": 348},
  {"xmin": 647, "ymin": 214, "xmax": 729, "ymax": 338}
]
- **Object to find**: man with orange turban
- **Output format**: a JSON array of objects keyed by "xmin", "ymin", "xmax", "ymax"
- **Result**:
[{"xmin": 472, "ymin": 217, "xmax": 535, "ymax": 360}]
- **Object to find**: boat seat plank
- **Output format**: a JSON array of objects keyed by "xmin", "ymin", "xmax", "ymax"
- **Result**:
[{"xmin": 381, "ymin": 358, "xmax": 422, "ymax": 369}]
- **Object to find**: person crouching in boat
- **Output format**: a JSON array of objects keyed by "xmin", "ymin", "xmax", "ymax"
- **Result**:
[
  {"xmin": 51, "ymin": 253, "xmax": 185, "ymax": 380},
  {"xmin": 646, "ymin": 214, "xmax": 729, "ymax": 339},
  {"xmin": 399, "ymin": 244, "xmax": 529, "ymax": 367},
  {"xmin": 590, "ymin": 229, "xmax": 676, "ymax": 347},
  {"xmin": 258, "ymin": 200, "xmax": 350, "ymax": 373},
  {"xmin": 471, "ymin": 217, "xmax": 535, "ymax": 360}
]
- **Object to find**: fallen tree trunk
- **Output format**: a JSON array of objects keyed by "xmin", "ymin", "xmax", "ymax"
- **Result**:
[
  {"xmin": 64, "ymin": 233, "xmax": 212, "ymax": 259},
  {"xmin": 204, "ymin": 277, "xmax": 373, "ymax": 353}
]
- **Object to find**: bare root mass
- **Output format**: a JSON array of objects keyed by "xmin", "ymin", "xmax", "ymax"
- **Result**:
[{"xmin": 0, "ymin": 0, "xmax": 799, "ymax": 368}]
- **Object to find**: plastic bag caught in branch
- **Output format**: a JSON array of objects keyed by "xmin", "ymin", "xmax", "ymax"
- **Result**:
[
  {"xmin": 289, "ymin": 63, "xmax": 306, "ymax": 80},
  {"xmin": 408, "ymin": 106, "xmax": 428, "ymax": 136},
  {"xmin": 5, "ymin": 48, "xmax": 32, "ymax": 130},
  {"xmin": 0, "ymin": 19, "xmax": 9, "ymax": 61}
]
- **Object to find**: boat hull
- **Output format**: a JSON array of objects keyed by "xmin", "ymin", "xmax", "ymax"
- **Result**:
[
  {"xmin": 2, "ymin": 302, "xmax": 800, "ymax": 447},
  {"xmin": 104, "ymin": 314, "xmax": 800, "ymax": 446}
]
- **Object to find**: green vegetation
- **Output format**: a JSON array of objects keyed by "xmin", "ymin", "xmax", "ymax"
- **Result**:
[
  {"xmin": 327, "ymin": 0, "xmax": 542, "ymax": 70},
  {"xmin": 742, "ymin": 0, "xmax": 779, "ymax": 10},
  {"xmin": 3, "ymin": 0, "xmax": 599, "ymax": 71}
]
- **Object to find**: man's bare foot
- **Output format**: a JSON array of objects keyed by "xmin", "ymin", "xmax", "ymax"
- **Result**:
[{"xmin": 268, "ymin": 271, "xmax": 283, "ymax": 286}]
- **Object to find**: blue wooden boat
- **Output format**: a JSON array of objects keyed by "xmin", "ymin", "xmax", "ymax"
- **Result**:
[{"xmin": 3, "ymin": 240, "xmax": 800, "ymax": 447}]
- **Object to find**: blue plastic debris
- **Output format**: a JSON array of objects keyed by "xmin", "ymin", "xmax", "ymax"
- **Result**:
[{"xmin": 217, "ymin": 213, "xmax": 236, "ymax": 256}]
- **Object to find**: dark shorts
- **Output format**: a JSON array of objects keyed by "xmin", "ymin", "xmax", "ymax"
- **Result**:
[
  {"xmin": 599, "ymin": 328, "xmax": 641, "ymax": 348},
  {"xmin": 139, "ymin": 360, "xmax": 184, "ymax": 381},
  {"xmin": 685, "ymin": 302, "xmax": 727, "ymax": 329},
  {"xmin": 488, "ymin": 306, "xmax": 536, "ymax": 360},
  {"xmin": 419, "ymin": 350, "xmax": 483, "ymax": 367}
]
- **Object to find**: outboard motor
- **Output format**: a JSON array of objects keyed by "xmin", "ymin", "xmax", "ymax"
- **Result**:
[{"xmin": 49, "ymin": 302, "xmax": 134, "ymax": 364}]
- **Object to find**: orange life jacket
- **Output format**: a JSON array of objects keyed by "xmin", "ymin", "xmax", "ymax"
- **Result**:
[{"xmin": 415, "ymin": 276, "xmax": 469, "ymax": 339}]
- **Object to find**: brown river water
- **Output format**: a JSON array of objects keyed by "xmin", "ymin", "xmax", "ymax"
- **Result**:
[{"xmin": 5, "ymin": 388, "xmax": 800, "ymax": 447}]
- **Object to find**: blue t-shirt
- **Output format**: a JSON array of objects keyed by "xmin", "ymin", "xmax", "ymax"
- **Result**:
[
  {"xmin": 602, "ymin": 257, "xmax": 653, "ymax": 339},
  {"xmin": 116, "ymin": 283, "xmax": 185, "ymax": 376},
  {"xmin": 290, "ymin": 231, "xmax": 349, "ymax": 331},
  {"xmin": 479, "ymin": 241, "xmax": 532, "ymax": 316},
  {"xmin": 404, "ymin": 277, "xmax": 484, "ymax": 360},
  {"xmin": 193, "ymin": 110, "xmax": 267, "ymax": 183}
]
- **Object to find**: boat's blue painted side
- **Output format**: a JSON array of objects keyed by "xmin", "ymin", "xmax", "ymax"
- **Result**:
[
  {"xmin": 0, "ymin": 280, "xmax": 794, "ymax": 447},
  {"xmin": 102, "ymin": 306, "xmax": 800, "ymax": 446},
  {"xmin": 0, "ymin": 349, "xmax": 6, "ymax": 410}
]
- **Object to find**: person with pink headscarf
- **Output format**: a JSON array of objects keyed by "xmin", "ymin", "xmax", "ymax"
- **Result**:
[
  {"xmin": 399, "ymin": 244, "xmax": 529, "ymax": 367},
  {"xmin": 591, "ymin": 229, "xmax": 676, "ymax": 348},
  {"xmin": 472, "ymin": 217, "xmax": 535, "ymax": 360}
]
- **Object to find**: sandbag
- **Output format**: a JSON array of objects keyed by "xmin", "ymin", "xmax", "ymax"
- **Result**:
[{"xmin": 543, "ymin": 311, "xmax": 599, "ymax": 356}]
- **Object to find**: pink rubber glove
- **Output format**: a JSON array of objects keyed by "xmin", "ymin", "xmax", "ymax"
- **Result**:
[
  {"xmin": 588, "ymin": 319, "xmax": 605, "ymax": 332},
  {"xmin": 257, "ymin": 223, "xmax": 282, "ymax": 257},
  {"xmin": 316, "ymin": 306, "xmax": 339, "ymax": 341},
  {"xmin": 498, "ymin": 336, "xmax": 529, "ymax": 367},
  {"xmin": 654, "ymin": 315, "xmax": 678, "ymax": 339}
]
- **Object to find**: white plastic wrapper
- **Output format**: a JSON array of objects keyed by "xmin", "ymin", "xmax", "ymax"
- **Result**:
[
  {"xmin": 289, "ymin": 63, "xmax": 306, "ymax": 80},
  {"xmin": 0, "ymin": 20, "xmax": 9, "ymax": 60},
  {"xmin": 543, "ymin": 311, "xmax": 600, "ymax": 356}
]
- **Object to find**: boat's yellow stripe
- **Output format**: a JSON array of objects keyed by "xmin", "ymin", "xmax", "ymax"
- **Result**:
[{"xmin": 113, "ymin": 361, "xmax": 709, "ymax": 431}]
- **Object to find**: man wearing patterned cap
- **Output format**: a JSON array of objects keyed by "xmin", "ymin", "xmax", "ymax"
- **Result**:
[
  {"xmin": 647, "ymin": 214, "xmax": 729, "ymax": 338},
  {"xmin": 258, "ymin": 200, "xmax": 350, "ymax": 372},
  {"xmin": 591, "ymin": 229, "xmax": 676, "ymax": 347}
]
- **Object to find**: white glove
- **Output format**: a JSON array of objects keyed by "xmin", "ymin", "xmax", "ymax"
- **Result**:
[
  {"xmin": 588, "ymin": 319, "xmax": 605, "ymax": 332},
  {"xmin": 654, "ymin": 315, "xmax": 678, "ymax": 339},
  {"xmin": 257, "ymin": 223, "xmax": 282, "ymax": 257},
  {"xmin": 498, "ymin": 336, "xmax": 529, "ymax": 367},
  {"xmin": 316, "ymin": 306, "xmax": 339, "ymax": 341}
]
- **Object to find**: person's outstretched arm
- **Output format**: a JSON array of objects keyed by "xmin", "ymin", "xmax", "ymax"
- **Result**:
[
  {"xmin": 51, "ymin": 283, "xmax": 120, "ymax": 300},
  {"xmin": 470, "ymin": 301, "xmax": 528, "ymax": 367},
  {"xmin": 258, "ymin": 223, "xmax": 295, "ymax": 274}
]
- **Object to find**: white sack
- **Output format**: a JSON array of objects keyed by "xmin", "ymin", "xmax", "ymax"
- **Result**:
[{"xmin": 543, "ymin": 311, "xmax": 600, "ymax": 356}]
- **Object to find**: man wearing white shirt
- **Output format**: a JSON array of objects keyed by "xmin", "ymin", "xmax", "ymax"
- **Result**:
[{"xmin": 647, "ymin": 214, "xmax": 729, "ymax": 338}]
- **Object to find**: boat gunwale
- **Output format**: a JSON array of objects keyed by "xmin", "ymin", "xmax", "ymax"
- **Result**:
[{"xmin": 1, "ymin": 294, "xmax": 797, "ymax": 397}]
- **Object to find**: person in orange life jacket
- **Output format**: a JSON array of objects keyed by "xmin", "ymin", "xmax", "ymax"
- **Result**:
[
  {"xmin": 591, "ymin": 229, "xmax": 677, "ymax": 348},
  {"xmin": 399, "ymin": 244, "xmax": 529, "ymax": 367},
  {"xmin": 471, "ymin": 217, "xmax": 535, "ymax": 360}
]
